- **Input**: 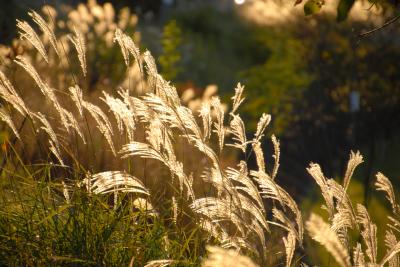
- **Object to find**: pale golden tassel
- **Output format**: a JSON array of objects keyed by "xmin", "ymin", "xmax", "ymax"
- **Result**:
[
  {"xmin": 202, "ymin": 246, "xmax": 259, "ymax": 267},
  {"xmin": 306, "ymin": 213, "xmax": 351, "ymax": 267},
  {"xmin": 68, "ymin": 27, "xmax": 86, "ymax": 76},
  {"xmin": 17, "ymin": 20, "xmax": 48, "ymax": 62},
  {"xmin": 29, "ymin": 11, "xmax": 60, "ymax": 57}
]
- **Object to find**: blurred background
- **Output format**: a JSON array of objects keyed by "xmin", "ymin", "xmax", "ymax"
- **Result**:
[{"xmin": 1, "ymin": 0, "xmax": 399, "ymax": 264}]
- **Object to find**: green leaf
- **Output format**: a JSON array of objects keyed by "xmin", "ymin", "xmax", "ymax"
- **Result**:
[
  {"xmin": 304, "ymin": 0, "xmax": 323, "ymax": 16},
  {"xmin": 337, "ymin": 0, "xmax": 355, "ymax": 21}
]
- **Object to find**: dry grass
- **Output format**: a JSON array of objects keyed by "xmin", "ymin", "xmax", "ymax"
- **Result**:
[{"xmin": 0, "ymin": 2, "xmax": 399, "ymax": 266}]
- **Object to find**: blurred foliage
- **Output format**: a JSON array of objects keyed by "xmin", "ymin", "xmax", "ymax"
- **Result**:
[
  {"xmin": 299, "ymin": 0, "xmax": 398, "ymax": 21},
  {"xmin": 288, "ymin": 17, "xmax": 400, "ymax": 177},
  {"xmin": 159, "ymin": 20, "xmax": 182, "ymax": 82},
  {"xmin": 239, "ymin": 28, "xmax": 312, "ymax": 134},
  {"xmin": 172, "ymin": 7, "xmax": 270, "ymax": 90}
]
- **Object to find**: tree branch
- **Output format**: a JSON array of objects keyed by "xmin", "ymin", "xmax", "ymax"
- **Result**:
[{"xmin": 359, "ymin": 13, "xmax": 400, "ymax": 38}]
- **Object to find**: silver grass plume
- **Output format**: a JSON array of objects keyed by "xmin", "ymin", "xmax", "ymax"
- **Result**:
[
  {"xmin": 200, "ymin": 167, "xmax": 243, "ymax": 223},
  {"xmin": 143, "ymin": 50, "xmax": 158, "ymax": 89},
  {"xmin": 272, "ymin": 208, "xmax": 300, "ymax": 245},
  {"xmin": 177, "ymin": 106, "xmax": 203, "ymax": 139},
  {"xmin": 231, "ymin": 82, "xmax": 245, "ymax": 114},
  {"xmin": 147, "ymin": 102, "xmax": 203, "ymax": 140},
  {"xmin": 343, "ymin": 151, "xmax": 363, "ymax": 192},
  {"xmin": 113, "ymin": 28, "xmax": 131, "ymax": 66},
  {"xmin": 142, "ymin": 93, "xmax": 201, "ymax": 140},
  {"xmin": 0, "ymin": 70, "xmax": 30, "ymax": 116},
  {"xmin": 220, "ymin": 236, "xmax": 260, "ymax": 258},
  {"xmin": 383, "ymin": 230, "xmax": 400, "ymax": 267},
  {"xmin": 68, "ymin": 27, "xmax": 86, "ymax": 76},
  {"xmin": 143, "ymin": 260, "xmax": 175, "ymax": 267},
  {"xmin": 254, "ymin": 113, "xmax": 271, "ymax": 143},
  {"xmin": 307, "ymin": 163, "xmax": 335, "ymax": 218},
  {"xmin": 195, "ymin": 161, "xmax": 269, "ymax": 251},
  {"xmin": 34, "ymin": 112, "xmax": 60, "ymax": 151},
  {"xmin": 332, "ymin": 208, "xmax": 355, "ymax": 245},
  {"xmin": 132, "ymin": 198, "xmax": 158, "ymax": 217},
  {"xmin": 120, "ymin": 142, "xmax": 166, "ymax": 164},
  {"xmin": 226, "ymin": 162, "xmax": 264, "ymax": 211},
  {"xmin": 0, "ymin": 108, "xmax": 21, "ymax": 140},
  {"xmin": 102, "ymin": 91, "xmax": 136, "ymax": 141},
  {"xmin": 14, "ymin": 56, "xmax": 48, "ymax": 92},
  {"xmin": 201, "ymin": 167, "xmax": 225, "ymax": 198},
  {"xmin": 251, "ymin": 170, "xmax": 303, "ymax": 242},
  {"xmin": 201, "ymin": 246, "xmax": 259, "ymax": 267},
  {"xmin": 356, "ymin": 204, "xmax": 377, "ymax": 264},
  {"xmin": 283, "ymin": 231, "xmax": 296, "ymax": 267},
  {"xmin": 375, "ymin": 172, "xmax": 398, "ymax": 213},
  {"xmin": 114, "ymin": 190, "xmax": 118, "ymax": 210},
  {"xmin": 328, "ymin": 179, "xmax": 358, "ymax": 232},
  {"xmin": 120, "ymin": 93, "xmax": 159, "ymax": 126},
  {"xmin": 199, "ymin": 102, "xmax": 212, "ymax": 141},
  {"xmin": 189, "ymin": 136, "xmax": 220, "ymax": 169},
  {"xmin": 61, "ymin": 107, "xmax": 86, "ymax": 144},
  {"xmin": 246, "ymin": 217, "xmax": 267, "ymax": 252},
  {"xmin": 237, "ymin": 193, "xmax": 269, "ymax": 234},
  {"xmin": 228, "ymin": 114, "xmax": 247, "ymax": 152},
  {"xmin": 62, "ymin": 181, "xmax": 70, "ymax": 204},
  {"xmin": 34, "ymin": 112, "xmax": 65, "ymax": 165},
  {"xmin": 211, "ymin": 96, "xmax": 225, "ymax": 152},
  {"xmin": 120, "ymin": 141, "xmax": 194, "ymax": 200},
  {"xmin": 28, "ymin": 11, "xmax": 60, "ymax": 57},
  {"xmin": 14, "ymin": 56, "xmax": 69, "ymax": 132},
  {"xmin": 353, "ymin": 243, "xmax": 366, "ymax": 267},
  {"xmin": 190, "ymin": 197, "xmax": 247, "ymax": 236},
  {"xmin": 114, "ymin": 28, "xmax": 143, "ymax": 73},
  {"xmin": 387, "ymin": 216, "xmax": 400, "ymax": 234},
  {"xmin": 69, "ymin": 85, "xmax": 84, "ymax": 117},
  {"xmin": 115, "ymin": 29, "xmax": 143, "ymax": 79},
  {"xmin": 252, "ymin": 141, "xmax": 265, "ymax": 173},
  {"xmin": 151, "ymin": 74, "xmax": 181, "ymax": 108},
  {"xmin": 82, "ymin": 101, "xmax": 116, "ymax": 155},
  {"xmin": 199, "ymin": 218, "xmax": 229, "ymax": 241},
  {"xmin": 146, "ymin": 119, "xmax": 170, "ymax": 153},
  {"xmin": 16, "ymin": 19, "xmax": 48, "ymax": 62},
  {"xmin": 49, "ymin": 140, "xmax": 65, "ymax": 166},
  {"xmin": 306, "ymin": 213, "xmax": 351, "ymax": 267},
  {"xmin": 172, "ymin": 196, "xmax": 178, "ymax": 224},
  {"xmin": 144, "ymin": 125, "xmax": 186, "ymax": 193},
  {"xmin": 271, "ymin": 134, "xmax": 280, "ymax": 180},
  {"xmin": 89, "ymin": 171, "xmax": 149, "ymax": 195}
]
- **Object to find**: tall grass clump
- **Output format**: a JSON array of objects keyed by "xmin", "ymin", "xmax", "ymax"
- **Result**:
[
  {"xmin": 0, "ymin": 2, "xmax": 400, "ymax": 266},
  {"xmin": 0, "ymin": 2, "xmax": 303, "ymax": 265},
  {"xmin": 0, "ymin": 164, "xmax": 199, "ymax": 266},
  {"xmin": 306, "ymin": 153, "xmax": 400, "ymax": 267}
]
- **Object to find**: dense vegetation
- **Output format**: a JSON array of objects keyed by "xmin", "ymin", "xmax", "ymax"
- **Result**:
[{"xmin": 0, "ymin": 1, "xmax": 399, "ymax": 266}]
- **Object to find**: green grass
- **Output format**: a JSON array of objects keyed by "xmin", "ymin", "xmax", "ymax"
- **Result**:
[{"xmin": 0, "ymin": 160, "xmax": 204, "ymax": 266}]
